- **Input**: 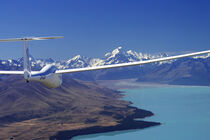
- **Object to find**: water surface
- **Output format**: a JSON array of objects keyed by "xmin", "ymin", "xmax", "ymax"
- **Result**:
[{"xmin": 73, "ymin": 86, "xmax": 210, "ymax": 140}]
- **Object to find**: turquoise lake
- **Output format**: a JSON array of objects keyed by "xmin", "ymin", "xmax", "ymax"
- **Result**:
[{"xmin": 73, "ymin": 86, "xmax": 210, "ymax": 140}]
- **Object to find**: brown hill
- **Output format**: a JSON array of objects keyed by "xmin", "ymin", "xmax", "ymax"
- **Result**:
[{"xmin": 0, "ymin": 76, "xmax": 158, "ymax": 140}]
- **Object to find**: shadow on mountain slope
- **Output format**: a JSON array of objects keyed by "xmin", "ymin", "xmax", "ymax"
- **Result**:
[{"xmin": 0, "ymin": 75, "xmax": 159, "ymax": 140}]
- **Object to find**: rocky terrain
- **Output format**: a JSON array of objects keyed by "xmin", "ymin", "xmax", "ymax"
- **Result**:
[{"xmin": 0, "ymin": 76, "xmax": 159, "ymax": 140}]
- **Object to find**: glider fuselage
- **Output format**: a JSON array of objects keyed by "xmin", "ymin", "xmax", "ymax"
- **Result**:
[{"xmin": 29, "ymin": 65, "xmax": 62, "ymax": 88}]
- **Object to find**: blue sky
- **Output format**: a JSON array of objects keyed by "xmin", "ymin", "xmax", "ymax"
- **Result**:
[{"xmin": 0, "ymin": 0, "xmax": 209, "ymax": 60}]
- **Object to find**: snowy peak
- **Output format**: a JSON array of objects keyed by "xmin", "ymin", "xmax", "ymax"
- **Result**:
[
  {"xmin": 112, "ymin": 46, "xmax": 123, "ymax": 55},
  {"xmin": 71, "ymin": 55, "xmax": 82, "ymax": 61},
  {"xmin": 104, "ymin": 46, "xmax": 143, "ymax": 64},
  {"xmin": 105, "ymin": 47, "xmax": 128, "ymax": 64},
  {"xmin": 127, "ymin": 50, "xmax": 139, "ymax": 57},
  {"xmin": 0, "ymin": 46, "xmax": 209, "ymax": 71},
  {"xmin": 66, "ymin": 55, "xmax": 90, "ymax": 68},
  {"xmin": 105, "ymin": 46, "xmax": 124, "ymax": 58}
]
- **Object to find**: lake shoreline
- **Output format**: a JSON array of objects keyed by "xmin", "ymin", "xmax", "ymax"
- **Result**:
[
  {"xmin": 50, "ymin": 106, "xmax": 161, "ymax": 140},
  {"xmin": 51, "ymin": 86, "xmax": 210, "ymax": 140}
]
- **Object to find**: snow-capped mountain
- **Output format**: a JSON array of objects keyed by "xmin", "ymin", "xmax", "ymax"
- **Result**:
[
  {"xmin": 0, "ymin": 46, "xmax": 210, "ymax": 85},
  {"xmin": 65, "ymin": 55, "xmax": 90, "ymax": 68},
  {"xmin": 104, "ymin": 46, "xmax": 142, "ymax": 64},
  {"xmin": 0, "ymin": 46, "xmax": 209, "ymax": 71}
]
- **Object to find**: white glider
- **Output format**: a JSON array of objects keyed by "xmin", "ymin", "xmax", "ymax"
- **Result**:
[{"xmin": 0, "ymin": 36, "xmax": 210, "ymax": 88}]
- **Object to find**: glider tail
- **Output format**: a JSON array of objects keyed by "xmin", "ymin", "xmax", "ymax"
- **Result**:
[
  {"xmin": 23, "ymin": 41, "xmax": 31, "ymax": 81},
  {"xmin": 0, "ymin": 36, "xmax": 64, "ymax": 81}
]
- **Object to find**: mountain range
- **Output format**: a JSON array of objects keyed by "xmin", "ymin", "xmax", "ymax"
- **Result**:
[
  {"xmin": 0, "ymin": 47, "xmax": 210, "ymax": 85},
  {"xmin": 0, "ymin": 46, "xmax": 171, "ymax": 70}
]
